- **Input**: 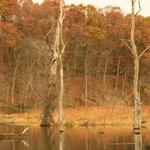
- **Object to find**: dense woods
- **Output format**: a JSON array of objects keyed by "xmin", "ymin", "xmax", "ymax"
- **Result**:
[{"xmin": 0, "ymin": 0, "xmax": 150, "ymax": 130}]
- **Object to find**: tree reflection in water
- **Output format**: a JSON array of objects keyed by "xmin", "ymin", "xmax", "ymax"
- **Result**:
[
  {"xmin": 41, "ymin": 127, "xmax": 56, "ymax": 150},
  {"xmin": 59, "ymin": 132, "xmax": 64, "ymax": 150},
  {"xmin": 134, "ymin": 133, "xmax": 142, "ymax": 150}
]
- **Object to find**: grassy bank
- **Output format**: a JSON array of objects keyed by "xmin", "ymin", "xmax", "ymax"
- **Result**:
[{"xmin": 0, "ymin": 105, "xmax": 150, "ymax": 127}]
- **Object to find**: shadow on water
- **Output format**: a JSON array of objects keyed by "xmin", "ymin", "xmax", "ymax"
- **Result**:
[{"xmin": 1, "ymin": 124, "xmax": 150, "ymax": 150}]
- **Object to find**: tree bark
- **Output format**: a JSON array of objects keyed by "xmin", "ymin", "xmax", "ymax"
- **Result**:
[
  {"xmin": 40, "ymin": 60, "xmax": 59, "ymax": 126},
  {"xmin": 133, "ymin": 57, "xmax": 141, "ymax": 130},
  {"xmin": 85, "ymin": 51, "xmax": 88, "ymax": 108},
  {"xmin": 131, "ymin": 0, "xmax": 141, "ymax": 132},
  {"xmin": 58, "ymin": 56, "xmax": 64, "ymax": 131},
  {"xmin": 58, "ymin": 0, "xmax": 65, "ymax": 132},
  {"xmin": 11, "ymin": 55, "xmax": 20, "ymax": 104},
  {"xmin": 103, "ymin": 59, "xmax": 108, "ymax": 88},
  {"xmin": 40, "ymin": 0, "xmax": 65, "ymax": 127},
  {"xmin": 115, "ymin": 58, "xmax": 120, "ymax": 91},
  {"xmin": 122, "ymin": 68, "xmax": 128, "ymax": 96}
]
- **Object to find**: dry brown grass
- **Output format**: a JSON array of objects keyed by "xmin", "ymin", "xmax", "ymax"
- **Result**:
[
  {"xmin": 54, "ymin": 105, "xmax": 135, "ymax": 126},
  {"xmin": 0, "ymin": 105, "xmax": 150, "ymax": 127}
]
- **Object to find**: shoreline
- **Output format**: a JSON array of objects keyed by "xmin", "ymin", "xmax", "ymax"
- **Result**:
[{"xmin": 0, "ymin": 105, "xmax": 149, "ymax": 127}]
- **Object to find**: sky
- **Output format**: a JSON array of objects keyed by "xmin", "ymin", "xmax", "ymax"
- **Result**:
[{"xmin": 33, "ymin": 0, "xmax": 150, "ymax": 16}]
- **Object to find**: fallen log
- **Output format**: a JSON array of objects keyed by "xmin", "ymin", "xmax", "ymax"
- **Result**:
[
  {"xmin": 0, "ymin": 127, "xmax": 29, "ymax": 140},
  {"xmin": 0, "ymin": 134, "xmax": 26, "ymax": 140}
]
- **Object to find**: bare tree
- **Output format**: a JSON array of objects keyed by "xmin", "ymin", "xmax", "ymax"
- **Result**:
[
  {"xmin": 40, "ymin": 0, "xmax": 65, "ymax": 130},
  {"xmin": 58, "ymin": 0, "xmax": 65, "ymax": 132},
  {"xmin": 85, "ymin": 50, "xmax": 88, "ymax": 108},
  {"xmin": 122, "ymin": 0, "xmax": 150, "ymax": 133},
  {"xmin": 11, "ymin": 55, "xmax": 20, "ymax": 104}
]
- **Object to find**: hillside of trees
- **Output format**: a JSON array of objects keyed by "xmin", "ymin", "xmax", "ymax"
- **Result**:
[{"xmin": 0, "ymin": 0, "xmax": 150, "ymax": 115}]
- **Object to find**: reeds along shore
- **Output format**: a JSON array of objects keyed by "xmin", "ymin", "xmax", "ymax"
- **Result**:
[{"xmin": 0, "ymin": 105, "xmax": 150, "ymax": 127}]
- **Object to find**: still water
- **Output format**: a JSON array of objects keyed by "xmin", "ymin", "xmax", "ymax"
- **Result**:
[{"xmin": 0, "ymin": 124, "xmax": 149, "ymax": 150}]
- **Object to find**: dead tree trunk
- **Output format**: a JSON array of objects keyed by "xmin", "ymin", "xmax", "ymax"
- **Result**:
[
  {"xmin": 131, "ymin": 0, "xmax": 141, "ymax": 132},
  {"xmin": 85, "ymin": 51, "xmax": 88, "ymax": 108},
  {"xmin": 122, "ymin": 67, "xmax": 128, "ymax": 96},
  {"xmin": 121, "ymin": 0, "xmax": 150, "ymax": 132},
  {"xmin": 40, "ymin": 33, "xmax": 60, "ymax": 126},
  {"xmin": 58, "ymin": 0, "xmax": 65, "ymax": 132},
  {"xmin": 40, "ymin": 0, "xmax": 65, "ymax": 127},
  {"xmin": 11, "ymin": 55, "xmax": 20, "ymax": 104},
  {"xmin": 58, "ymin": 56, "xmax": 64, "ymax": 131},
  {"xmin": 115, "ymin": 58, "xmax": 120, "ymax": 91},
  {"xmin": 103, "ymin": 59, "xmax": 108, "ymax": 89}
]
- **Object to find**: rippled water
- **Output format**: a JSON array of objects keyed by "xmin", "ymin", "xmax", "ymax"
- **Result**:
[{"xmin": 0, "ymin": 124, "xmax": 149, "ymax": 150}]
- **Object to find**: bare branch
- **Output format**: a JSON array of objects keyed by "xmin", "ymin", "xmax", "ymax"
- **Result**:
[
  {"xmin": 138, "ymin": 46, "xmax": 150, "ymax": 59},
  {"xmin": 44, "ymin": 19, "xmax": 55, "ymax": 46},
  {"xmin": 20, "ymin": 31, "xmax": 50, "ymax": 56},
  {"xmin": 121, "ymin": 39, "xmax": 135, "ymax": 55},
  {"xmin": 135, "ymin": 0, "xmax": 141, "ymax": 16},
  {"xmin": 21, "ymin": 127, "xmax": 30, "ymax": 135},
  {"xmin": 29, "ymin": 78, "xmax": 42, "ymax": 99}
]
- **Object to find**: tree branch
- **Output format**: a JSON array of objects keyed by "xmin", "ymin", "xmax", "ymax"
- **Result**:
[
  {"xmin": 44, "ymin": 18, "xmax": 55, "ymax": 46},
  {"xmin": 121, "ymin": 39, "xmax": 135, "ymax": 55},
  {"xmin": 135, "ymin": 0, "xmax": 141, "ymax": 16},
  {"xmin": 138, "ymin": 46, "xmax": 150, "ymax": 59}
]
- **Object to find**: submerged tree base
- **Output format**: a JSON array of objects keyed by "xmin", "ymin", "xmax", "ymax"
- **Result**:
[
  {"xmin": 40, "ymin": 120, "xmax": 55, "ymax": 127},
  {"xmin": 0, "ymin": 127, "xmax": 29, "ymax": 140},
  {"xmin": 134, "ymin": 127, "xmax": 141, "ymax": 134},
  {"xmin": 59, "ymin": 126, "xmax": 64, "ymax": 132}
]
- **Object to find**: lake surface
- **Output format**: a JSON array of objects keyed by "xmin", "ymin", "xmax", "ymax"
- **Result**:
[{"xmin": 0, "ymin": 124, "xmax": 149, "ymax": 150}]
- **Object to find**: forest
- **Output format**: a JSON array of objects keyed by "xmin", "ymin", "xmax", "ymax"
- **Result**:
[{"xmin": 0, "ymin": 0, "xmax": 150, "ymax": 134}]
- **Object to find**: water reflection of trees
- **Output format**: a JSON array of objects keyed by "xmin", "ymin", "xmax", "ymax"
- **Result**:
[
  {"xmin": 134, "ymin": 134, "xmax": 142, "ymax": 150},
  {"xmin": 42, "ymin": 128, "xmax": 64, "ymax": 150},
  {"xmin": 30, "ymin": 127, "xmax": 57, "ymax": 150},
  {"xmin": 41, "ymin": 128, "xmax": 58, "ymax": 150},
  {"xmin": 59, "ymin": 132, "xmax": 64, "ymax": 150}
]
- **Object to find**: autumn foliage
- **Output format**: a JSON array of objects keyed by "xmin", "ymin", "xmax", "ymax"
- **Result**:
[{"xmin": 0, "ymin": 0, "xmax": 150, "ymax": 113}]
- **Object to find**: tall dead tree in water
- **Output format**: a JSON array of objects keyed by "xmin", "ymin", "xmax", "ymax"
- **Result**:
[
  {"xmin": 122, "ymin": 0, "xmax": 150, "ymax": 133},
  {"xmin": 131, "ymin": 0, "xmax": 141, "ymax": 133},
  {"xmin": 58, "ymin": 0, "xmax": 65, "ymax": 132},
  {"xmin": 40, "ymin": 0, "xmax": 65, "ymax": 129}
]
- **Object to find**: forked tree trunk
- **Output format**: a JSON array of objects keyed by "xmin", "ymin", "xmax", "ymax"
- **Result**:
[
  {"xmin": 40, "ymin": 19, "xmax": 61, "ymax": 125},
  {"xmin": 122, "ymin": 0, "xmax": 149, "ymax": 132},
  {"xmin": 131, "ymin": 0, "xmax": 150, "ymax": 131},
  {"xmin": 40, "ymin": 0, "xmax": 65, "ymax": 127}
]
